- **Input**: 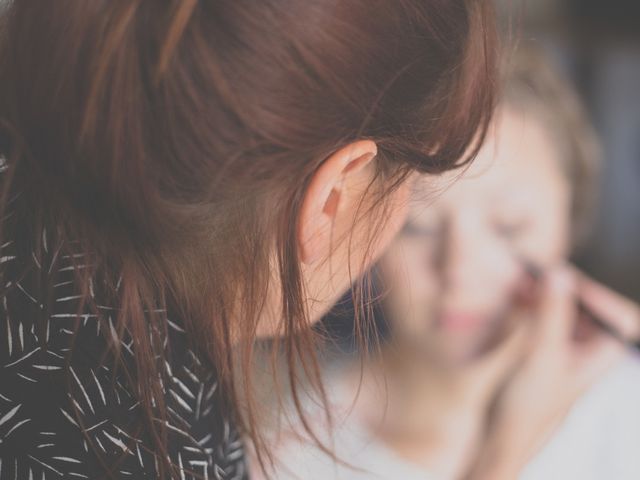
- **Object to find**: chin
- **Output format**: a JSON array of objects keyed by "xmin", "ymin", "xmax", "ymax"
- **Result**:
[{"xmin": 437, "ymin": 343, "xmax": 486, "ymax": 368}]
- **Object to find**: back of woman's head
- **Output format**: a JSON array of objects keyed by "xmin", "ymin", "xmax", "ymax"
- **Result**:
[{"xmin": 0, "ymin": 0, "xmax": 497, "ymax": 476}]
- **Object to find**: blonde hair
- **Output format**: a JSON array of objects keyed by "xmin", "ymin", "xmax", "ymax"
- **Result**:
[{"xmin": 503, "ymin": 46, "xmax": 602, "ymax": 248}]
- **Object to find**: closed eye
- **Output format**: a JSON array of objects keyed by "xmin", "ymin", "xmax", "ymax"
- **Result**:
[
  {"xmin": 401, "ymin": 222, "xmax": 439, "ymax": 237},
  {"xmin": 492, "ymin": 218, "xmax": 528, "ymax": 239}
]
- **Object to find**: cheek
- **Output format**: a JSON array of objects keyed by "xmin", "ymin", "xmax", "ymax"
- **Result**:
[
  {"xmin": 358, "ymin": 182, "xmax": 410, "ymax": 270},
  {"xmin": 369, "ymin": 181, "xmax": 413, "ymax": 262},
  {"xmin": 379, "ymin": 243, "xmax": 439, "ymax": 332},
  {"xmin": 520, "ymin": 202, "xmax": 571, "ymax": 265},
  {"xmin": 382, "ymin": 243, "xmax": 438, "ymax": 295}
]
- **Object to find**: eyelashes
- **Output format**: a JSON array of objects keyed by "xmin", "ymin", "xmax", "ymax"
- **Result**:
[
  {"xmin": 401, "ymin": 222, "xmax": 439, "ymax": 237},
  {"xmin": 492, "ymin": 218, "xmax": 529, "ymax": 239}
]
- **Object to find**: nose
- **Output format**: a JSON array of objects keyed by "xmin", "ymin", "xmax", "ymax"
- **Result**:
[{"xmin": 434, "ymin": 214, "xmax": 517, "ymax": 299}]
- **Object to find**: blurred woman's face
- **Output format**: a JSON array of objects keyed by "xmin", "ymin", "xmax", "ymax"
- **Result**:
[{"xmin": 379, "ymin": 107, "xmax": 572, "ymax": 366}]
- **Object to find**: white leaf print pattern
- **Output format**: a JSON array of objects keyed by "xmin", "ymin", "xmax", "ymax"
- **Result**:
[{"xmin": 0, "ymin": 216, "xmax": 247, "ymax": 479}]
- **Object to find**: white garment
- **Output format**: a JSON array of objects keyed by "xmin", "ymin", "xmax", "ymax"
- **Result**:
[
  {"xmin": 273, "ymin": 354, "xmax": 640, "ymax": 480},
  {"xmin": 520, "ymin": 353, "xmax": 640, "ymax": 480},
  {"xmin": 273, "ymin": 412, "xmax": 431, "ymax": 480}
]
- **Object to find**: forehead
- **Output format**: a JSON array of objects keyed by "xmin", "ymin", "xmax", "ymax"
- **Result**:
[{"xmin": 411, "ymin": 106, "xmax": 567, "ymax": 208}]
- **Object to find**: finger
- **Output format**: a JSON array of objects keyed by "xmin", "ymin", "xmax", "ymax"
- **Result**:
[
  {"xmin": 467, "ymin": 315, "xmax": 531, "ymax": 393},
  {"xmin": 535, "ymin": 267, "xmax": 577, "ymax": 347},
  {"xmin": 512, "ymin": 260, "xmax": 544, "ymax": 309},
  {"xmin": 572, "ymin": 267, "xmax": 640, "ymax": 340}
]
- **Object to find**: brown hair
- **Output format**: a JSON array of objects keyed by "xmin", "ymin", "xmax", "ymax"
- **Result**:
[
  {"xmin": 0, "ymin": 0, "xmax": 497, "ymax": 477},
  {"xmin": 503, "ymin": 46, "xmax": 602, "ymax": 247}
]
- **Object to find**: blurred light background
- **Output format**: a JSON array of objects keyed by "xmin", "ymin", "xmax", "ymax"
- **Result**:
[{"xmin": 498, "ymin": 0, "xmax": 640, "ymax": 301}]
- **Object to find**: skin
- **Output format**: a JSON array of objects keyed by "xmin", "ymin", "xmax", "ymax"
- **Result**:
[
  {"xmin": 380, "ymin": 106, "xmax": 573, "ymax": 367},
  {"xmin": 256, "ymin": 139, "xmax": 412, "ymax": 337},
  {"xmin": 299, "ymin": 140, "xmax": 412, "ymax": 325},
  {"xmin": 346, "ymin": 107, "xmax": 640, "ymax": 479}
]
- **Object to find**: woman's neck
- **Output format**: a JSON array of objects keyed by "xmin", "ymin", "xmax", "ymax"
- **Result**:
[{"xmin": 352, "ymin": 344, "xmax": 490, "ymax": 479}]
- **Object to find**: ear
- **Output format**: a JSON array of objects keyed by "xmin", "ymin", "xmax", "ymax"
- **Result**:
[{"xmin": 298, "ymin": 140, "xmax": 378, "ymax": 264}]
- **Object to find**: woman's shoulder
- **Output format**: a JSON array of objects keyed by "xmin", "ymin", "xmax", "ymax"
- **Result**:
[
  {"xmin": 268, "ymin": 360, "xmax": 432, "ymax": 480},
  {"xmin": 521, "ymin": 353, "xmax": 640, "ymax": 480},
  {"xmin": 564, "ymin": 353, "xmax": 640, "ymax": 427}
]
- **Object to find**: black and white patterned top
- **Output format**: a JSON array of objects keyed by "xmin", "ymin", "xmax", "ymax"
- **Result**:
[{"xmin": 0, "ymin": 223, "xmax": 248, "ymax": 478}]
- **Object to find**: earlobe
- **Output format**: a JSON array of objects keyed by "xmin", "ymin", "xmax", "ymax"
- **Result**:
[{"xmin": 297, "ymin": 140, "xmax": 377, "ymax": 264}]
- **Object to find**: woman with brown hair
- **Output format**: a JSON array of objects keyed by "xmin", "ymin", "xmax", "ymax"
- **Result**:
[{"xmin": 0, "ymin": 1, "xmax": 498, "ymax": 479}]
